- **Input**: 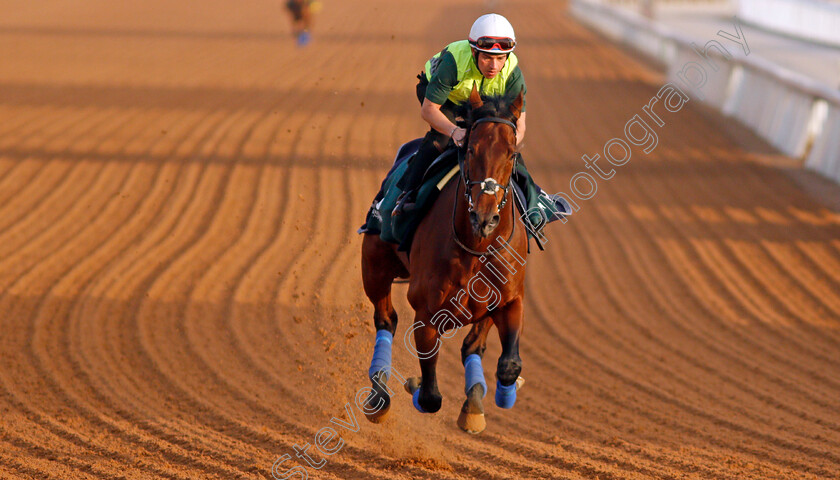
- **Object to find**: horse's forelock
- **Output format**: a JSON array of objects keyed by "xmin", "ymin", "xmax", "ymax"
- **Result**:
[{"xmin": 461, "ymin": 95, "xmax": 517, "ymax": 127}]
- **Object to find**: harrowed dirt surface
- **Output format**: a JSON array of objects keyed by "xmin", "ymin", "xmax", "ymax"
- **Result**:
[{"xmin": 1, "ymin": 0, "xmax": 839, "ymax": 479}]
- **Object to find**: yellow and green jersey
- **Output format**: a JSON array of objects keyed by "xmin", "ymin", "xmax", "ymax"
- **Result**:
[{"xmin": 422, "ymin": 40, "xmax": 526, "ymax": 110}]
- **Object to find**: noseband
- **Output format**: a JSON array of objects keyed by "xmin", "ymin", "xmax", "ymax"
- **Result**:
[{"xmin": 452, "ymin": 116, "xmax": 518, "ymax": 256}]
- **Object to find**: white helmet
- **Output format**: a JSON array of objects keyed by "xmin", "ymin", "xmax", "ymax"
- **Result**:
[{"xmin": 468, "ymin": 14, "xmax": 516, "ymax": 54}]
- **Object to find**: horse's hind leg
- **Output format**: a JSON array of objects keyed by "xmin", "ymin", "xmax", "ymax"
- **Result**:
[
  {"xmin": 457, "ymin": 318, "xmax": 493, "ymax": 434},
  {"xmin": 360, "ymin": 234, "xmax": 407, "ymax": 423}
]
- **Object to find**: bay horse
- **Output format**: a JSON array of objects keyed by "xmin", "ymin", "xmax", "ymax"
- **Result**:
[{"xmin": 360, "ymin": 86, "xmax": 527, "ymax": 434}]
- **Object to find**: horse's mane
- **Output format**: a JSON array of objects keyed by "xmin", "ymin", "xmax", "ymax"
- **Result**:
[{"xmin": 456, "ymin": 94, "xmax": 519, "ymax": 129}]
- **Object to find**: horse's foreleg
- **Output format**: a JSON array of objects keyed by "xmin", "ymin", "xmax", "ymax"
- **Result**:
[
  {"xmin": 405, "ymin": 319, "xmax": 443, "ymax": 414},
  {"xmin": 493, "ymin": 300, "xmax": 524, "ymax": 409},
  {"xmin": 361, "ymin": 235, "xmax": 404, "ymax": 423},
  {"xmin": 457, "ymin": 318, "xmax": 493, "ymax": 434},
  {"xmin": 460, "ymin": 317, "xmax": 493, "ymax": 363}
]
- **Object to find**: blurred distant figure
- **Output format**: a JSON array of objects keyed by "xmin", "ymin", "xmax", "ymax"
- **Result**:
[{"xmin": 286, "ymin": 0, "xmax": 321, "ymax": 46}]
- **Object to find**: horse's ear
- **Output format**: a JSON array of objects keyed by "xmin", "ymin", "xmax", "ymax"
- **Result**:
[
  {"xmin": 510, "ymin": 88, "xmax": 524, "ymax": 119},
  {"xmin": 469, "ymin": 84, "xmax": 483, "ymax": 109}
]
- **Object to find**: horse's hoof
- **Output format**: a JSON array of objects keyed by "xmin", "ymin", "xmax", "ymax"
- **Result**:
[
  {"xmin": 457, "ymin": 410, "xmax": 486, "ymax": 434},
  {"xmin": 458, "ymin": 383, "xmax": 486, "ymax": 434},
  {"xmin": 365, "ymin": 407, "xmax": 389, "ymax": 424},
  {"xmin": 404, "ymin": 376, "xmax": 421, "ymax": 395},
  {"xmin": 363, "ymin": 378, "xmax": 391, "ymax": 423}
]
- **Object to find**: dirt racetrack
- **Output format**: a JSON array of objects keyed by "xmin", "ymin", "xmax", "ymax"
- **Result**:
[{"xmin": 1, "ymin": 0, "xmax": 840, "ymax": 478}]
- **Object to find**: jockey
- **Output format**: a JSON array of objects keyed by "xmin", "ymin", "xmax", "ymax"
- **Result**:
[
  {"xmin": 393, "ymin": 13, "xmax": 526, "ymax": 216},
  {"xmin": 286, "ymin": 0, "xmax": 316, "ymax": 46}
]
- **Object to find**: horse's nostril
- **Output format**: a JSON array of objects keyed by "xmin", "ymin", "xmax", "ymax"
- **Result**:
[
  {"xmin": 491, "ymin": 214, "xmax": 500, "ymax": 225},
  {"xmin": 469, "ymin": 212, "xmax": 479, "ymax": 225}
]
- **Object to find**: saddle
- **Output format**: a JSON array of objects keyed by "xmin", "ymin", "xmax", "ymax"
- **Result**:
[
  {"xmin": 357, "ymin": 139, "xmax": 458, "ymax": 250},
  {"xmin": 358, "ymin": 139, "xmax": 572, "ymax": 251}
]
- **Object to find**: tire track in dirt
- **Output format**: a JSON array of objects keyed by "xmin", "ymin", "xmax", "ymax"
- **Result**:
[
  {"xmin": 180, "ymin": 53, "xmax": 379, "ymax": 461},
  {"xmin": 520, "ymin": 51, "xmax": 840, "ymax": 480},
  {"xmin": 645, "ymin": 145, "xmax": 840, "ymax": 369},
  {"xmin": 0, "ymin": 136, "xmax": 213, "ymax": 480},
  {"xmin": 672, "ymin": 126, "xmax": 840, "ymax": 333},
  {"xmin": 48, "ymin": 109, "xmax": 260, "ymax": 479},
  {"xmin": 558, "ymin": 91, "xmax": 840, "ymax": 419},
  {"xmin": 524, "ymin": 293, "xmax": 838, "ymax": 479},
  {"xmin": 508, "ymin": 3, "xmax": 840, "ymax": 478},
  {"xmin": 0, "ymin": 108, "xmax": 139, "ymax": 241},
  {"xmin": 1, "ymin": 0, "xmax": 839, "ymax": 479},
  {"xmin": 532, "ymin": 9, "xmax": 840, "ymax": 384},
  {"xmin": 540, "ymin": 199, "xmax": 840, "ymax": 461},
  {"xmin": 0, "ymin": 89, "xmax": 278, "ymax": 476},
  {"xmin": 7, "ymin": 113, "xmax": 226, "ymax": 468},
  {"xmin": 83, "ymin": 42, "xmax": 378, "ymax": 476},
  {"xmin": 147, "ymin": 98, "xmax": 339, "ymax": 475},
  {"xmin": 0, "ymin": 106, "xmax": 74, "ymax": 185}
]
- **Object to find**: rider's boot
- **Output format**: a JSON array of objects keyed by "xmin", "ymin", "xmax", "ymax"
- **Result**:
[
  {"xmin": 392, "ymin": 129, "xmax": 445, "ymax": 218},
  {"xmin": 392, "ymin": 189, "xmax": 417, "ymax": 217}
]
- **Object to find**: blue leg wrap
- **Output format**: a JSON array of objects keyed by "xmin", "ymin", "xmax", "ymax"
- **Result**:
[
  {"xmin": 495, "ymin": 379, "xmax": 517, "ymax": 409},
  {"xmin": 412, "ymin": 388, "xmax": 428, "ymax": 413},
  {"xmin": 463, "ymin": 354, "xmax": 487, "ymax": 398},
  {"xmin": 368, "ymin": 330, "xmax": 393, "ymax": 379}
]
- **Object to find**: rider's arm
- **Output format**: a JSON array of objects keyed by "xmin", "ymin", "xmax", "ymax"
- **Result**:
[
  {"xmin": 506, "ymin": 66, "xmax": 527, "ymax": 147},
  {"xmin": 422, "ymin": 52, "xmax": 467, "ymax": 146},
  {"xmin": 421, "ymin": 99, "xmax": 466, "ymax": 145}
]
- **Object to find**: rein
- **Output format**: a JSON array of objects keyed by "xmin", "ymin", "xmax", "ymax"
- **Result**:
[{"xmin": 452, "ymin": 116, "xmax": 518, "ymax": 257}]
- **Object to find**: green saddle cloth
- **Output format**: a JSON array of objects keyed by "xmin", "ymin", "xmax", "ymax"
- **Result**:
[
  {"xmin": 364, "ymin": 156, "xmax": 460, "ymax": 249},
  {"xmin": 359, "ymin": 150, "xmax": 570, "ymax": 251}
]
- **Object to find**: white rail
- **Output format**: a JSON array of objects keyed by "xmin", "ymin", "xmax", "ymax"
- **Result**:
[
  {"xmin": 738, "ymin": 0, "xmax": 840, "ymax": 48},
  {"xmin": 571, "ymin": 0, "xmax": 840, "ymax": 184}
]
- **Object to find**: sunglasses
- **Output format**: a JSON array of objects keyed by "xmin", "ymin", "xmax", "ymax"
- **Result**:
[{"xmin": 472, "ymin": 36, "xmax": 516, "ymax": 51}]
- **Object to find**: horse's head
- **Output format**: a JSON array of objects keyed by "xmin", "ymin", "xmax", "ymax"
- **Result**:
[{"xmin": 461, "ymin": 85, "xmax": 523, "ymax": 238}]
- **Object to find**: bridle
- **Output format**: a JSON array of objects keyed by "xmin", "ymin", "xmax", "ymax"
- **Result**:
[
  {"xmin": 452, "ymin": 116, "xmax": 518, "ymax": 257},
  {"xmin": 458, "ymin": 117, "xmax": 518, "ymax": 214}
]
